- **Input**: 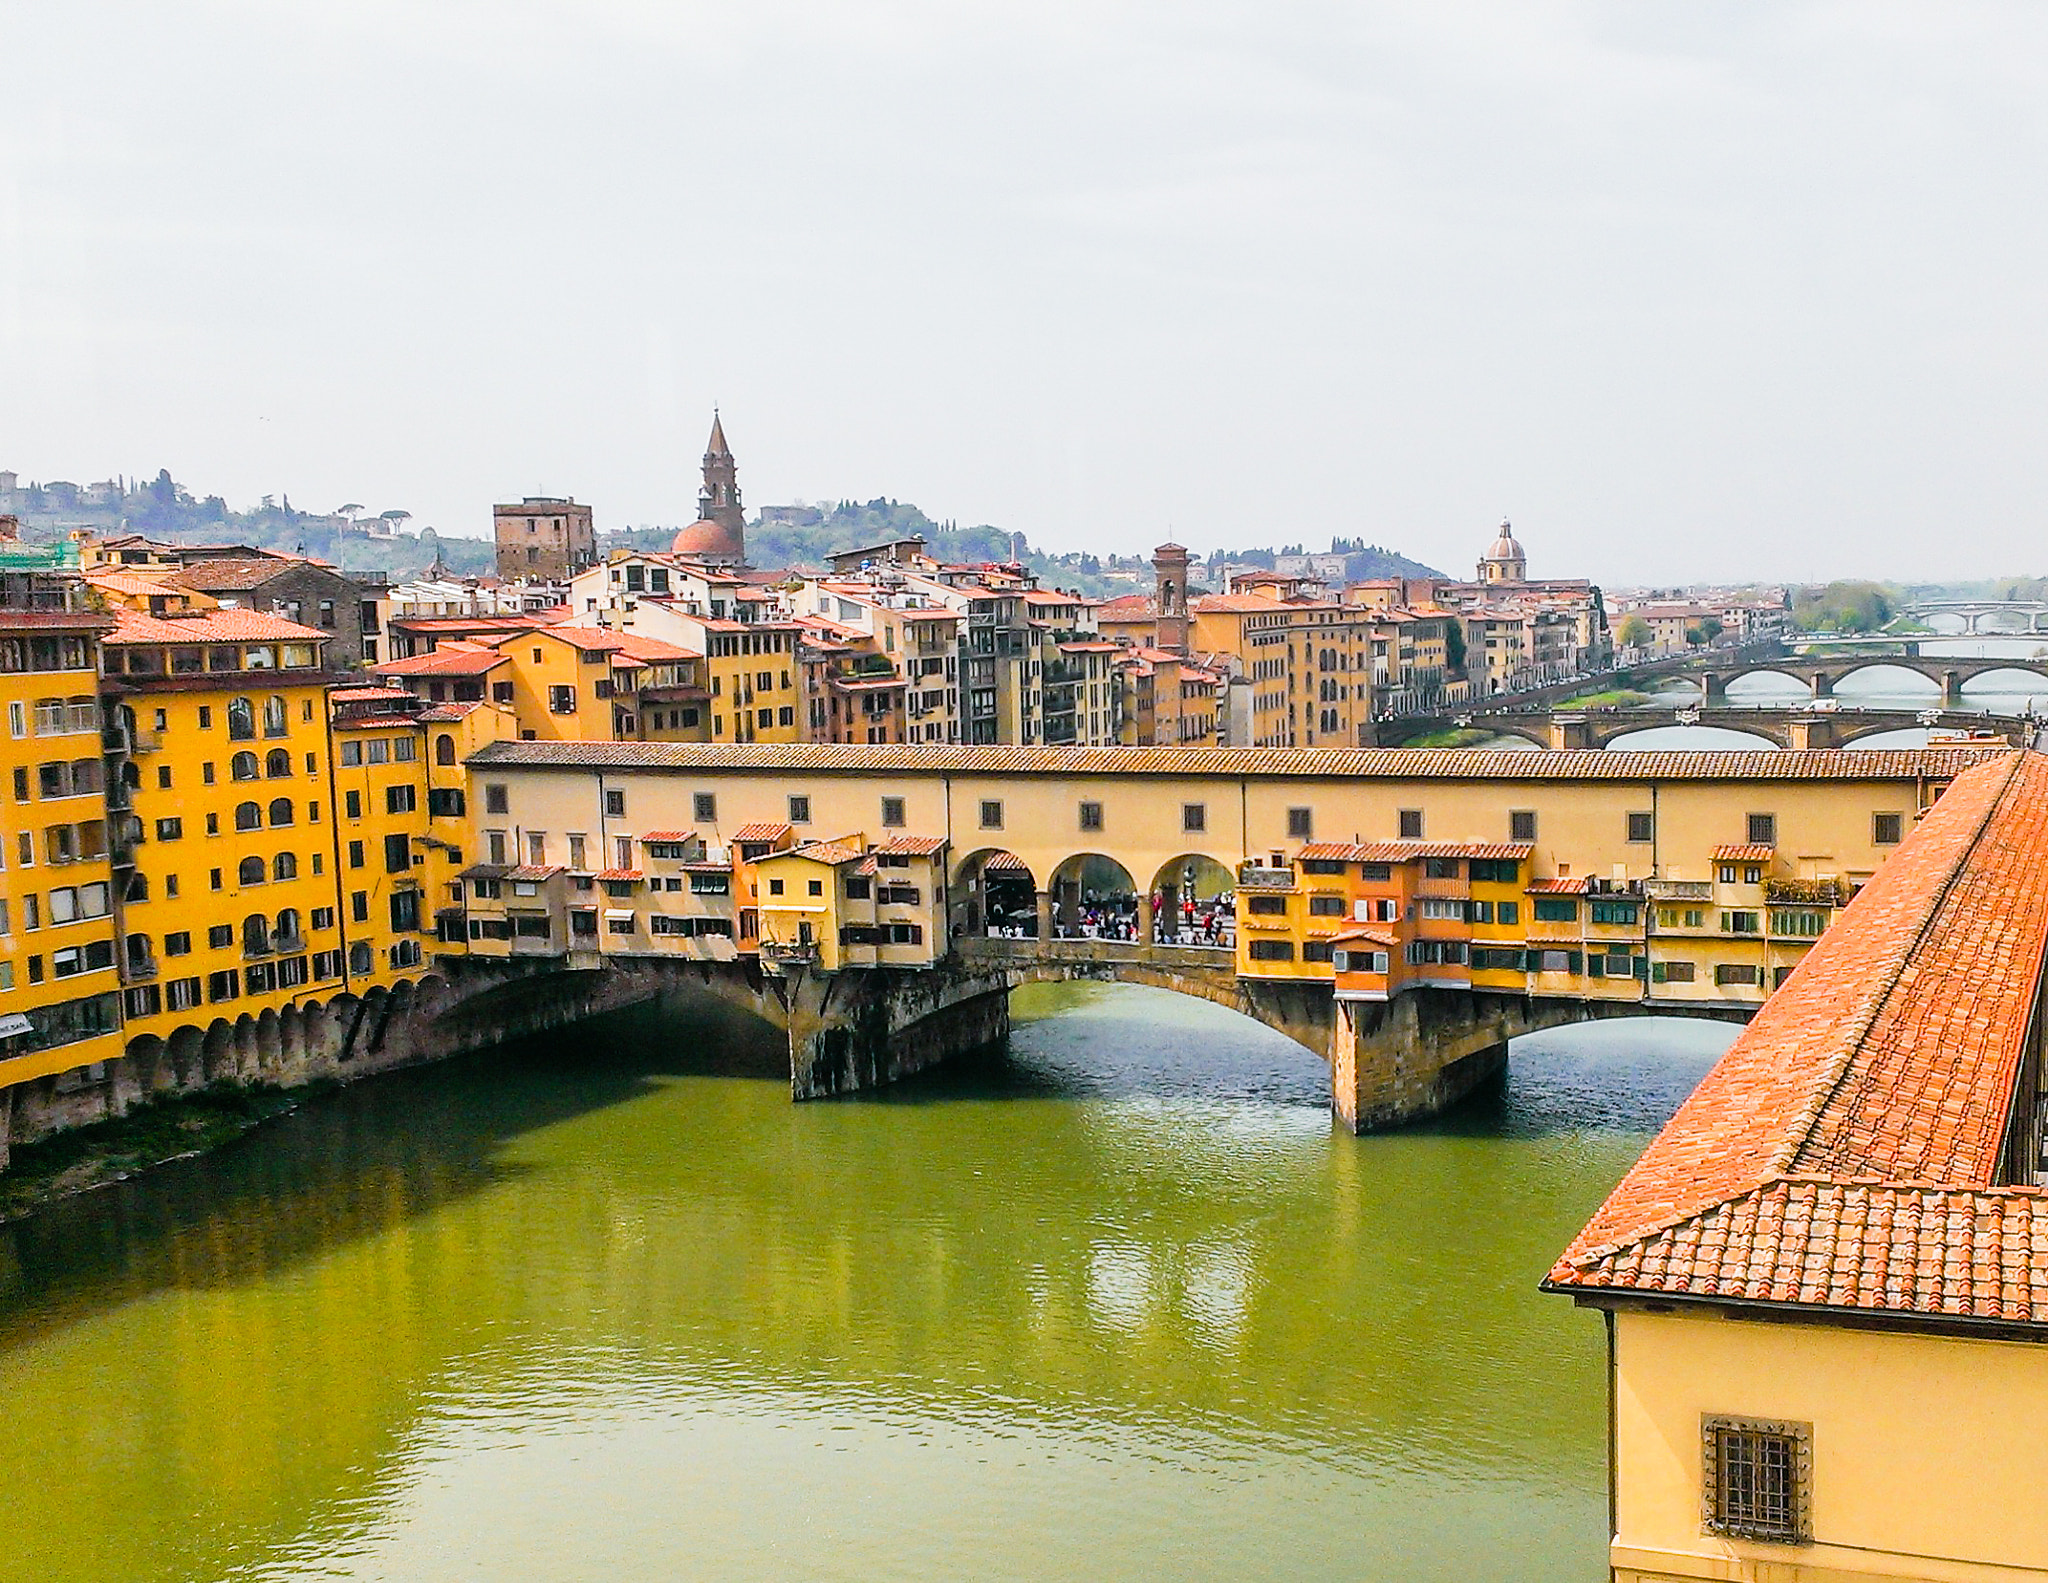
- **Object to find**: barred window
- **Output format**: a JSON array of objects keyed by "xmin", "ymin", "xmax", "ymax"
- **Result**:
[{"xmin": 1703, "ymin": 1416, "xmax": 1809, "ymax": 1544}]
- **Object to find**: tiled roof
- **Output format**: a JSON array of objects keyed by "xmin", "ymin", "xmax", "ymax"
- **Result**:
[
  {"xmin": 784, "ymin": 840, "xmax": 865, "ymax": 866},
  {"xmin": 730, "ymin": 821, "xmax": 792, "ymax": 841},
  {"xmin": 374, "ymin": 644, "xmax": 507, "ymax": 677},
  {"xmin": 466, "ymin": 741, "xmax": 2007, "ymax": 783},
  {"xmin": 876, "ymin": 835, "xmax": 947, "ymax": 856},
  {"xmin": 1525, "ymin": 877, "xmax": 1589, "ymax": 894},
  {"xmin": 105, "ymin": 608, "xmax": 327, "ymax": 644},
  {"xmin": 536, "ymin": 625, "xmax": 628, "ymax": 654},
  {"xmin": 502, "ymin": 864, "xmax": 563, "ymax": 882},
  {"xmin": 418, "ymin": 702, "xmax": 485, "ymax": 721},
  {"xmin": 594, "ymin": 868, "xmax": 642, "ymax": 882},
  {"xmin": 1296, "ymin": 840, "xmax": 1534, "ymax": 862},
  {"xmin": 1547, "ymin": 751, "xmax": 2048, "ymax": 1330},
  {"xmin": 163, "ymin": 556, "xmax": 302, "ymax": 591},
  {"xmin": 331, "ymin": 685, "xmax": 411, "ymax": 703},
  {"xmin": 982, "ymin": 852, "xmax": 1030, "ymax": 873},
  {"xmin": 1712, "ymin": 842, "xmax": 1776, "ymax": 861},
  {"xmin": 610, "ymin": 631, "xmax": 698, "ymax": 662},
  {"xmin": 638, "ymin": 830, "xmax": 694, "ymax": 842},
  {"xmin": 0, "ymin": 609, "xmax": 114, "ymax": 631}
]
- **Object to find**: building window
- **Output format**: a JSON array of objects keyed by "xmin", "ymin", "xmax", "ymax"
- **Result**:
[
  {"xmin": 1398, "ymin": 809, "xmax": 1423, "ymax": 840},
  {"xmin": 386, "ymin": 784, "xmax": 416, "ymax": 815},
  {"xmin": 1182, "ymin": 803, "xmax": 1205, "ymax": 833},
  {"xmin": 605, "ymin": 789, "xmax": 626, "ymax": 817},
  {"xmin": 979, "ymin": 800, "xmax": 1002, "ymax": 830},
  {"xmin": 881, "ymin": 797, "xmax": 905, "ymax": 828},
  {"xmin": 485, "ymin": 784, "xmax": 509, "ymax": 814},
  {"xmin": 1247, "ymin": 939, "xmax": 1294, "ymax": 962},
  {"xmin": 1747, "ymin": 813, "xmax": 1776, "ymax": 846},
  {"xmin": 1873, "ymin": 811, "xmax": 1903, "ymax": 845},
  {"xmin": 1533, "ymin": 897, "xmax": 1578, "ymax": 922},
  {"xmin": 1702, "ymin": 1416, "xmax": 1809, "ymax": 1544},
  {"xmin": 1722, "ymin": 910, "xmax": 1760, "ymax": 935},
  {"xmin": 694, "ymin": 792, "xmax": 716, "ymax": 823},
  {"xmin": 1715, "ymin": 962, "xmax": 1762, "ymax": 986},
  {"xmin": 1078, "ymin": 801, "xmax": 1103, "ymax": 833},
  {"xmin": 1509, "ymin": 809, "xmax": 1536, "ymax": 843},
  {"xmin": 1628, "ymin": 811, "xmax": 1654, "ymax": 843},
  {"xmin": 789, "ymin": 795, "xmax": 811, "ymax": 824}
]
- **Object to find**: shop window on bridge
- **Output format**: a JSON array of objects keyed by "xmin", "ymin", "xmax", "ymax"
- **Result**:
[
  {"xmin": 1589, "ymin": 899, "xmax": 1639, "ymax": 926},
  {"xmin": 1302, "ymin": 940, "xmax": 1335, "ymax": 963},
  {"xmin": 1333, "ymin": 948, "xmax": 1389, "ymax": 975},
  {"xmin": 1653, "ymin": 960, "xmax": 1697, "ymax": 984},
  {"xmin": 844, "ymin": 875, "xmax": 871, "ymax": 900},
  {"xmin": 1722, "ymin": 910, "xmax": 1761, "ymax": 934},
  {"xmin": 1360, "ymin": 862, "xmax": 1392, "ymax": 882},
  {"xmin": 689, "ymin": 872, "xmax": 730, "ymax": 895},
  {"xmin": 1770, "ymin": 909, "xmax": 1826, "ymax": 937},
  {"xmin": 1301, "ymin": 859, "xmax": 1345, "ymax": 876},
  {"xmin": 1468, "ymin": 859, "xmax": 1519, "ymax": 884},
  {"xmin": 1873, "ymin": 811, "xmax": 1904, "ymax": 845},
  {"xmin": 1247, "ymin": 939, "xmax": 1294, "ymax": 962},
  {"xmin": 1355, "ymin": 897, "xmax": 1399, "ymax": 923},
  {"xmin": 1420, "ymin": 898, "xmax": 1465, "ymax": 920},
  {"xmin": 1533, "ymin": 897, "xmax": 1579, "ymax": 922},
  {"xmin": 877, "ymin": 883, "xmax": 920, "ymax": 905},
  {"xmin": 1423, "ymin": 856, "xmax": 1458, "ymax": 880},
  {"xmin": 1531, "ymin": 948, "xmax": 1583, "ymax": 974},
  {"xmin": 1406, "ymin": 940, "xmax": 1467, "ymax": 966},
  {"xmin": 1246, "ymin": 894, "xmax": 1288, "ymax": 916},
  {"xmin": 1472, "ymin": 946, "xmax": 1524, "ymax": 971},
  {"xmin": 1307, "ymin": 894, "xmax": 1346, "ymax": 916},
  {"xmin": 1715, "ymin": 963, "xmax": 1762, "ymax": 987},
  {"xmin": 1585, "ymin": 950, "xmax": 1640, "ymax": 979}
]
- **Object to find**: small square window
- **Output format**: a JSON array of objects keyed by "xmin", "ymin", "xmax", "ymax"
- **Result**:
[
  {"xmin": 1078, "ymin": 800, "xmax": 1103, "ymax": 833},
  {"xmin": 1398, "ymin": 809, "xmax": 1423, "ymax": 840},
  {"xmin": 605, "ymin": 789, "xmax": 626, "ymax": 818},
  {"xmin": 1702, "ymin": 1415, "xmax": 1809, "ymax": 1544},
  {"xmin": 1628, "ymin": 811, "xmax": 1654, "ymax": 843},
  {"xmin": 807, "ymin": 879, "xmax": 823, "ymax": 897},
  {"xmin": 1286, "ymin": 807, "xmax": 1311, "ymax": 838},
  {"xmin": 694, "ymin": 792, "xmax": 716, "ymax": 823},
  {"xmin": 1182, "ymin": 803, "xmax": 1206, "ymax": 834},
  {"xmin": 980, "ymin": 800, "xmax": 1003, "ymax": 830},
  {"xmin": 881, "ymin": 797, "xmax": 905, "ymax": 828},
  {"xmin": 1747, "ymin": 812, "xmax": 1776, "ymax": 847},
  {"xmin": 1873, "ymin": 811, "xmax": 1903, "ymax": 845},
  {"xmin": 485, "ymin": 784, "xmax": 509, "ymax": 814},
  {"xmin": 1509, "ymin": 809, "xmax": 1536, "ymax": 843},
  {"xmin": 789, "ymin": 795, "xmax": 811, "ymax": 824}
]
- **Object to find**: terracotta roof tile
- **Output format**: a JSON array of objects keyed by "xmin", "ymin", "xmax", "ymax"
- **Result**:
[
  {"xmin": 1713, "ymin": 842, "xmax": 1777, "ymax": 862},
  {"xmin": 374, "ymin": 644, "xmax": 509, "ymax": 677},
  {"xmin": 105, "ymin": 608, "xmax": 327, "ymax": 644},
  {"xmin": 876, "ymin": 835, "xmax": 947, "ymax": 856},
  {"xmin": 1548, "ymin": 752, "xmax": 2048, "ymax": 1329},
  {"xmin": 1296, "ymin": 840, "xmax": 1533, "ymax": 862},
  {"xmin": 594, "ymin": 868, "xmax": 642, "ymax": 882},
  {"xmin": 730, "ymin": 821, "xmax": 792, "ymax": 842}
]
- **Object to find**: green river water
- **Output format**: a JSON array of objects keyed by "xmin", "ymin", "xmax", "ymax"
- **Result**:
[{"xmin": 0, "ymin": 983, "xmax": 1734, "ymax": 1582}]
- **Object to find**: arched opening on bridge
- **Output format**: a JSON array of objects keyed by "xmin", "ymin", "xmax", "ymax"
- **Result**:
[
  {"xmin": 1721, "ymin": 669, "xmax": 1811, "ymax": 702},
  {"xmin": 1147, "ymin": 854, "xmax": 1236, "ymax": 948},
  {"xmin": 1603, "ymin": 724, "xmax": 1780, "ymax": 752},
  {"xmin": 1830, "ymin": 663, "xmax": 1940, "ymax": 700},
  {"xmin": 1048, "ymin": 853, "xmax": 1141, "ymax": 942},
  {"xmin": 1841, "ymin": 726, "xmax": 1934, "ymax": 750},
  {"xmin": 1959, "ymin": 667, "xmax": 2048, "ymax": 708},
  {"xmin": 1473, "ymin": 1015, "xmax": 1746, "ymax": 1137},
  {"xmin": 951, "ymin": 848, "xmax": 1040, "ymax": 938}
]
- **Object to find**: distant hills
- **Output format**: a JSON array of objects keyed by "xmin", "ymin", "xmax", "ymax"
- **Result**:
[{"xmin": 3, "ymin": 468, "xmax": 1445, "ymax": 593}]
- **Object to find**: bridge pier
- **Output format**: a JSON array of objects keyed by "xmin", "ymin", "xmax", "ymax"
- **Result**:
[
  {"xmin": 1785, "ymin": 715, "xmax": 1839, "ymax": 750},
  {"xmin": 784, "ymin": 961, "xmax": 1013, "ymax": 1100},
  {"xmin": 1943, "ymin": 669, "xmax": 1965, "ymax": 707},
  {"xmin": 1809, "ymin": 672, "xmax": 1834, "ymax": 699},
  {"xmin": 1548, "ymin": 713, "xmax": 1594, "ymax": 750},
  {"xmin": 1700, "ymin": 671, "xmax": 1726, "ymax": 704}
]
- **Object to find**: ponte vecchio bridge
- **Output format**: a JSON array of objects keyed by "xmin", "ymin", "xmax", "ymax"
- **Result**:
[{"xmin": 433, "ymin": 742, "xmax": 2000, "ymax": 1131}]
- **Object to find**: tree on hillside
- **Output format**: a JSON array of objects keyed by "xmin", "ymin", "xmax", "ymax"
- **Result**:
[{"xmin": 1793, "ymin": 581, "xmax": 1894, "ymax": 634}]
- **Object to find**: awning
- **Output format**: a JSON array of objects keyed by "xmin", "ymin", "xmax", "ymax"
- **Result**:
[
  {"xmin": 0, "ymin": 1013, "xmax": 32, "ymax": 1039},
  {"xmin": 603, "ymin": 909, "xmax": 636, "ymax": 920}
]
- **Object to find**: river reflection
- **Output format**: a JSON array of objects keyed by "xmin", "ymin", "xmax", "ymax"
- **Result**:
[{"xmin": 0, "ymin": 984, "xmax": 1733, "ymax": 1583}]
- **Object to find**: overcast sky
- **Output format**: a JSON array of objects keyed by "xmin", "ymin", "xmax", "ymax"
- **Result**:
[{"xmin": 4, "ymin": 2, "xmax": 2045, "ymax": 583}]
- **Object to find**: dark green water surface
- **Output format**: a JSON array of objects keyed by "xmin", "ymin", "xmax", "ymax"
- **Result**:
[{"xmin": 0, "ymin": 984, "xmax": 1732, "ymax": 1582}]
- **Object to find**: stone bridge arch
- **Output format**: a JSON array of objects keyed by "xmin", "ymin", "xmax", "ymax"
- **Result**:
[{"xmin": 950, "ymin": 847, "xmax": 1040, "ymax": 938}]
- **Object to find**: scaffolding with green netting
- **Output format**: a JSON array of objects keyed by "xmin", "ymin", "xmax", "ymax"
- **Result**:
[{"xmin": 0, "ymin": 540, "xmax": 82, "ymax": 571}]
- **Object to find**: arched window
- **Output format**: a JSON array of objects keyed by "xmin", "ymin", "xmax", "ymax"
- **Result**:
[
  {"xmin": 121, "ymin": 760, "xmax": 141, "ymax": 789},
  {"xmin": 262, "ymin": 696, "xmax": 289, "ymax": 738},
  {"xmin": 237, "ymin": 855, "xmax": 266, "ymax": 886},
  {"xmin": 230, "ymin": 751, "xmax": 260, "ymax": 781},
  {"xmin": 272, "ymin": 851, "xmax": 297, "ymax": 881},
  {"xmin": 274, "ymin": 908, "xmax": 301, "ymax": 945},
  {"xmin": 268, "ymin": 797, "xmax": 294, "ymax": 827},
  {"xmin": 227, "ymin": 697, "xmax": 255, "ymax": 741},
  {"xmin": 265, "ymin": 748, "xmax": 292, "ymax": 778},
  {"xmin": 435, "ymin": 734, "xmax": 457, "ymax": 766},
  {"xmin": 242, "ymin": 914, "xmax": 270, "ymax": 954},
  {"xmin": 234, "ymin": 801, "xmax": 262, "ymax": 831}
]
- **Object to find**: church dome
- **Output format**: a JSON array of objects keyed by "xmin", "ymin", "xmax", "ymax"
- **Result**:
[
  {"xmin": 672, "ymin": 517, "xmax": 744, "ymax": 561},
  {"xmin": 1484, "ymin": 521, "xmax": 1522, "ymax": 562}
]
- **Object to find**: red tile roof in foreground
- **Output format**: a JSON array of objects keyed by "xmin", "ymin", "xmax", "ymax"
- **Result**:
[
  {"xmin": 105, "ymin": 608, "xmax": 326, "ymax": 644},
  {"xmin": 1712, "ymin": 842, "xmax": 1777, "ymax": 862},
  {"xmin": 1547, "ymin": 751, "xmax": 2048, "ymax": 1329}
]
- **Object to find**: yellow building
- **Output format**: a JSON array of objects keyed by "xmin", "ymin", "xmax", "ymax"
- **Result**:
[
  {"xmin": 0, "ymin": 604, "xmax": 125, "ymax": 1099},
  {"xmin": 1547, "ymin": 748, "xmax": 2048, "ymax": 1583},
  {"xmin": 100, "ymin": 608, "xmax": 348, "ymax": 1045}
]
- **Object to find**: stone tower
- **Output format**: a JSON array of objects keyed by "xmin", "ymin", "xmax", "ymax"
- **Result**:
[
  {"xmin": 1153, "ymin": 541, "xmax": 1191, "ymax": 654},
  {"xmin": 671, "ymin": 412, "xmax": 748, "ymax": 564}
]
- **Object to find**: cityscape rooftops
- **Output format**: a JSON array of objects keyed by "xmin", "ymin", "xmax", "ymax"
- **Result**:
[{"xmin": 103, "ymin": 607, "xmax": 327, "ymax": 644}]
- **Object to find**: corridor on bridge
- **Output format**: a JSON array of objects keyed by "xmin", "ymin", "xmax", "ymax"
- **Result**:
[{"xmin": 952, "ymin": 849, "xmax": 1237, "ymax": 950}]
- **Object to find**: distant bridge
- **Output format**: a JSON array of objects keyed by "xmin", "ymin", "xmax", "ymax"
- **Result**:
[
  {"xmin": 1901, "ymin": 599, "xmax": 2048, "ymax": 635},
  {"xmin": 1377, "ymin": 704, "xmax": 2032, "ymax": 753}
]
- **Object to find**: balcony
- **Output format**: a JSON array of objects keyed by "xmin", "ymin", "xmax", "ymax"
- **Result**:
[
  {"xmin": 1644, "ymin": 879, "xmax": 1713, "ymax": 901},
  {"xmin": 1238, "ymin": 864, "xmax": 1295, "ymax": 891},
  {"xmin": 1764, "ymin": 877, "xmax": 1846, "ymax": 907}
]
